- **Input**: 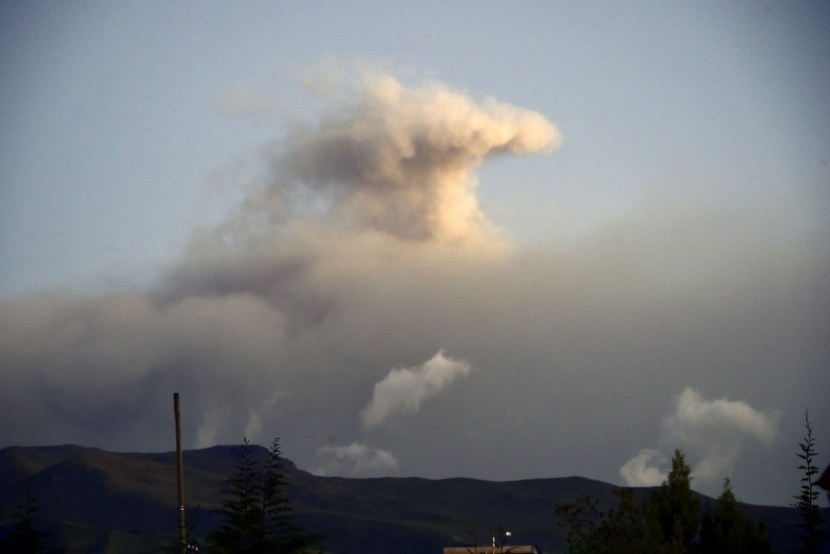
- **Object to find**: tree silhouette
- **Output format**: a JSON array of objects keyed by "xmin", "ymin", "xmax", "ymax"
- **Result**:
[
  {"xmin": 792, "ymin": 410, "xmax": 826, "ymax": 553},
  {"xmin": 557, "ymin": 449, "xmax": 702, "ymax": 553},
  {"xmin": 0, "ymin": 489, "xmax": 64, "ymax": 554},
  {"xmin": 208, "ymin": 437, "xmax": 320, "ymax": 553},
  {"xmin": 648, "ymin": 449, "xmax": 700, "ymax": 553},
  {"xmin": 555, "ymin": 495, "xmax": 605, "ymax": 553},
  {"xmin": 602, "ymin": 487, "xmax": 661, "ymax": 553},
  {"xmin": 555, "ymin": 487, "xmax": 660, "ymax": 553},
  {"xmin": 699, "ymin": 477, "xmax": 773, "ymax": 553}
]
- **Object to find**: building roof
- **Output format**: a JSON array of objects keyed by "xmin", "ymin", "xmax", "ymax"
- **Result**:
[{"xmin": 444, "ymin": 545, "xmax": 539, "ymax": 554}]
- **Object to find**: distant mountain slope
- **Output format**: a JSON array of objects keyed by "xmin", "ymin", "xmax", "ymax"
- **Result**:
[
  {"xmin": 0, "ymin": 445, "xmax": 804, "ymax": 553},
  {"xmin": 0, "ymin": 444, "xmax": 87, "ymax": 493}
]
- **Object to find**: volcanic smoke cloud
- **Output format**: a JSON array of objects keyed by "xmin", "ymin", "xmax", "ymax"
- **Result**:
[
  {"xmin": 313, "ymin": 442, "xmax": 400, "ymax": 477},
  {"xmin": 272, "ymin": 73, "xmax": 560, "ymax": 243},
  {"xmin": 1, "ymin": 72, "xmax": 826, "ymax": 505},
  {"xmin": 620, "ymin": 388, "xmax": 779, "ymax": 490},
  {"xmin": 0, "ymin": 72, "xmax": 559, "ymax": 462}
]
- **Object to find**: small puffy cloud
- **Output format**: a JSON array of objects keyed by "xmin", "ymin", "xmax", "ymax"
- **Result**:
[
  {"xmin": 312, "ymin": 442, "xmax": 399, "ymax": 477},
  {"xmin": 360, "ymin": 350, "xmax": 471, "ymax": 429},
  {"xmin": 620, "ymin": 387, "xmax": 779, "ymax": 491},
  {"xmin": 619, "ymin": 448, "xmax": 669, "ymax": 487},
  {"xmin": 664, "ymin": 387, "xmax": 778, "ymax": 446}
]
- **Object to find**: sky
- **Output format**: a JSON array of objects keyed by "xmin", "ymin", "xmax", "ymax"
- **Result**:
[{"xmin": 1, "ymin": 1, "xmax": 828, "ymax": 507}]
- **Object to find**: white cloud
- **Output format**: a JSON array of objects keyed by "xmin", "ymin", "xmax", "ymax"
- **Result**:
[
  {"xmin": 620, "ymin": 387, "xmax": 779, "ymax": 491},
  {"xmin": 619, "ymin": 448, "xmax": 669, "ymax": 487},
  {"xmin": 664, "ymin": 387, "xmax": 778, "ymax": 447},
  {"xmin": 360, "ymin": 350, "xmax": 471, "ymax": 429},
  {"xmin": 312, "ymin": 442, "xmax": 399, "ymax": 477}
]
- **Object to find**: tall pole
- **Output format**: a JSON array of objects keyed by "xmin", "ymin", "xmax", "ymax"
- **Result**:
[{"xmin": 174, "ymin": 393, "xmax": 186, "ymax": 551}]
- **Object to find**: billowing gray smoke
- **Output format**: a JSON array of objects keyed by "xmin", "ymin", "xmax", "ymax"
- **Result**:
[
  {"xmin": 157, "ymin": 73, "xmax": 560, "ymax": 331},
  {"xmin": 272, "ymin": 73, "xmax": 560, "ymax": 242},
  {"xmin": 0, "ymin": 73, "xmax": 560, "ymax": 452},
  {"xmin": 1, "ymin": 73, "xmax": 827, "ymax": 506}
]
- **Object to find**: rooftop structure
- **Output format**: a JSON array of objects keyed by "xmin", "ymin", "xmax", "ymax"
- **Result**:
[{"xmin": 444, "ymin": 545, "xmax": 539, "ymax": 554}]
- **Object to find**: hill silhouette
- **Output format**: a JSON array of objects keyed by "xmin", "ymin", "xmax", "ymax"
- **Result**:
[{"xmin": 0, "ymin": 445, "xmax": 804, "ymax": 553}]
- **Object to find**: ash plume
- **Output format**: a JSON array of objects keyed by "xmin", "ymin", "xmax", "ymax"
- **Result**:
[
  {"xmin": 270, "ymin": 73, "xmax": 561, "ymax": 243},
  {"xmin": 312, "ymin": 442, "xmax": 400, "ymax": 477},
  {"xmin": 0, "ymin": 73, "xmax": 558, "ymax": 454},
  {"xmin": 1, "ymin": 70, "xmax": 825, "ymax": 506}
]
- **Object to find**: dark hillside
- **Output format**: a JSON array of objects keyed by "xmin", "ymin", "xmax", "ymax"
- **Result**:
[
  {"xmin": 0, "ymin": 445, "xmax": 809, "ymax": 553},
  {"xmin": 0, "ymin": 445, "xmax": 87, "ymax": 497}
]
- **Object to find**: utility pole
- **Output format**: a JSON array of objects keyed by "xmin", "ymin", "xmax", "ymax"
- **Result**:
[{"xmin": 174, "ymin": 393, "xmax": 186, "ymax": 552}]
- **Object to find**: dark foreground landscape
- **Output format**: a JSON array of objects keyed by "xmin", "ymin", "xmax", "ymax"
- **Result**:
[{"xmin": 0, "ymin": 444, "xmax": 809, "ymax": 553}]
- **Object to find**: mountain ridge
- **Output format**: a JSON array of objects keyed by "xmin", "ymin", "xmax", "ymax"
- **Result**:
[{"xmin": 0, "ymin": 444, "xmax": 804, "ymax": 553}]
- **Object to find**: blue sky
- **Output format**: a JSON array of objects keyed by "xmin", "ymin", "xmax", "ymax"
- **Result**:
[{"xmin": 1, "ymin": 1, "xmax": 828, "ymax": 507}]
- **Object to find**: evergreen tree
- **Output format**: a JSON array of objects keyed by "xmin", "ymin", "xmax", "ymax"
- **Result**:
[
  {"xmin": 209, "ymin": 438, "xmax": 261, "ymax": 553},
  {"xmin": 647, "ymin": 449, "xmax": 699, "ymax": 553},
  {"xmin": 208, "ymin": 437, "xmax": 320, "ymax": 554},
  {"xmin": 792, "ymin": 411, "xmax": 826, "ymax": 553},
  {"xmin": 699, "ymin": 477, "xmax": 773, "ymax": 554},
  {"xmin": 0, "ymin": 489, "xmax": 63, "ymax": 554},
  {"xmin": 557, "ymin": 450, "xmax": 698, "ymax": 553},
  {"xmin": 259, "ymin": 438, "xmax": 321, "ymax": 553},
  {"xmin": 557, "ymin": 450, "xmax": 779, "ymax": 554}
]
